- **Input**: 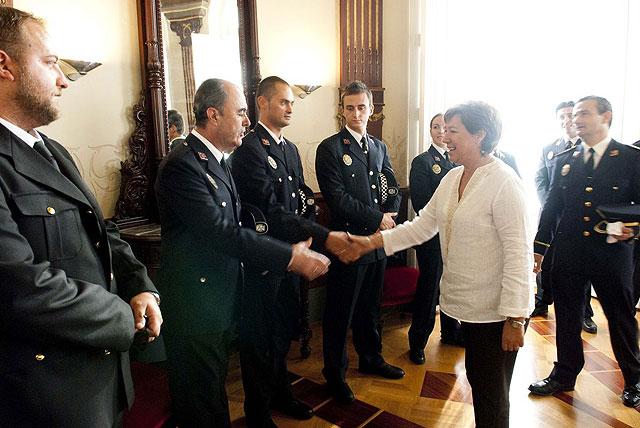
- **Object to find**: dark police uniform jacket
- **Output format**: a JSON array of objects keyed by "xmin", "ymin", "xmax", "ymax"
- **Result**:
[
  {"xmin": 231, "ymin": 123, "xmax": 329, "ymax": 251},
  {"xmin": 316, "ymin": 128, "xmax": 400, "ymax": 265},
  {"xmin": 409, "ymin": 145, "xmax": 454, "ymax": 251},
  {"xmin": 534, "ymin": 137, "xmax": 578, "ymax": 205},
  {"xmin": 154, "ymin": 134, "xmax": 293, "ymax": 335},
  {"xmin": 0, "ymin": 124, "xmax": 157, "ymax": 428},
  {"xmin": 534, "ymin": 139, "xmax": 640, "ymax": 273},
  {"xmin": 493, "ymin": 149, "xmax": 520, "ymax": 177}
]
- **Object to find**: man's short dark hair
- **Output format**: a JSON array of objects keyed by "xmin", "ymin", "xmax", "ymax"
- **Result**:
[
  {"xmin": 193, "ymin": 78, "xmax": 228, "ymax": 127},
  {"xmin": 167, "ymin": 109, "xmax": 184, "ymax": 135},
  {"xmin": 256, "ymin": 76, "xmax": 289, "ymax": 101},
  {"xmin": 577, "ymin": 95, "xmax": 613, "ymax": 127},
  {"xmin": 444, "ymin": 101, "xmax": 502, "ymax": 155},
  {"xmin": 0, "ymin": 7, "xmax": 45, "ymax": 60},
  {"xmin": 341, "ymin": 80, "xmax": 373, "ymax": 106},
  {"xmin": 556, "ymin": 101, "xmax": 574, "ymax": 113}
]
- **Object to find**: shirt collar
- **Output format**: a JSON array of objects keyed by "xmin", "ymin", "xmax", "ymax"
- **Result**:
[
  {"xmin": 345, "ymin": 126, "xmax": 365, "ymax": 147},
  {"xmin": 258, "ymin": 121, "xmax": 285, "ymax": 145},
  {"xmin": 191, "ymin": 129, "xmax": 224, "ymax": 163},
  {"xmin": 430, "ymin": 143, "xmax": 446, "ymax": 156},
  {"xmin": 0, "ymin": 117, "xmax": 43, "ymax": 148},
  {"xmin": 581, "ymin": 136, "xmax": 611, "ymax": 157}
]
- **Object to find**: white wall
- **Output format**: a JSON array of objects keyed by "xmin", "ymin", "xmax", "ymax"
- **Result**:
[
  {"xmin": 14, "ymin": 0, "xmax": 142, "ymax": 218},
  {"xmin": 257, "ymin": 0, "xmax": 410, "ymax": 190}
]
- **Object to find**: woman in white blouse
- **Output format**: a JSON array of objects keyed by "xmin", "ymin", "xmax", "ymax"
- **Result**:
[{"xmin": 351, "ymin": 101, "xmax": 534, "ymax": 428}]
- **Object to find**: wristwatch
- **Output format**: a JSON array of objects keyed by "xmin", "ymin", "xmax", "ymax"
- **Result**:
[
  {"xmin": 146, "ymin": 291, "xmax": 161, "ymax": 306},
  {"xmin": 506, "ymin": 317, "xmax": 525, "ymax": 328}
]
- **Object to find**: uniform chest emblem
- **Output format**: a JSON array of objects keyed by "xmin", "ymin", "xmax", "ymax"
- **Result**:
[
  {"xmin": 206, "ymin": 173, "xmax": 218, "ymax": 189},
  {"xmin": 261, "ymin": 138, "xmax": 270, "ymax": 146},
  {"xmin": 432, "ymin": 164, "xmax": 442, "ymax": 174},
  {"xmin": 343, "ymin": 154, "xmax": 353, "ymax": 166},
  {"xmin": 434, "ymin": 156, "xmax": 441, "ymax": 161},
  {"xmin": 610, "ymin": 149, "xmax": 619, "ymax": 156},
  {"xmin": 198, "ymin": 152, "xmax": 208, "ymax": 161},
  {"xmin": 343, "ymin": 138, "xmax": 351, "ymax": 145},
  {"xmin": 547, "ymin": 151, "xmax": 554, "ymax": 160},
  {"xmin": 561, "ymin": 164, "xmax": 571, "ymax": 176},
  {"xmin": 267, "ymin": 155, "xmax": 278, "ymax": 169}
]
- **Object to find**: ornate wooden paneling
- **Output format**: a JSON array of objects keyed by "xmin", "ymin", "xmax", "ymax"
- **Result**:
[{"xmin": 339, "ymin": 0, "xmax": 384, "ymax": 140}]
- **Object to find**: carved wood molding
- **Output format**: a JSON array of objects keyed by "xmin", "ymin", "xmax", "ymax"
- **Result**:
[
  {"xmin": 238, "ymin": 0, "xmax": 261, "ymax": 125},
  {"xmin": 339, "ymin": 0, "xmax": 384, "ymax": 140},
  {"xmin": 115, "ymin": 94, "xmax": 150, "ymax": 220}
]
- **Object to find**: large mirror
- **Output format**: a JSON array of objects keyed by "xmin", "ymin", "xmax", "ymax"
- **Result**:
[{"xmin": 115, "ymin": 0, "xmax": 260, "ymax": 222}]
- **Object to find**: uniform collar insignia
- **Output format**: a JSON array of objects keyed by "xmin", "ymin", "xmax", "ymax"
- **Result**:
[
  {"xmin": 261, "ymin": 138, "xmax": 270, "ymax": 146},
  {"xmin": 434, "ymin": 155, "xmax": 441, "ymax": 161},
  {"xmin": 198, "ymin": 152, "xmax": 208, "ymax": 161},
  {"xmin": 610, "ymin": 149, "xmax": 619, "ymax": 156},
  {"xmin": 343, "ymin": 138, "xmax": 351, "ymax": 145}
]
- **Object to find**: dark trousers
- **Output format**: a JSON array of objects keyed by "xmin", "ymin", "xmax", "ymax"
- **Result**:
[
  {"xmin": 239, "ymin": 274, "xmax": 300, "ymax": 426},
  {"xmin": 535, "ymin": 244, "xmax": 594, "ymax": 318},
  {"xmin": 550, "ymin": 268, "xmax": 640, "ymax": 386},
  {"xmin": 409, "ymin": 245, "xmax": 461, "ymax": 351},
  {"xmin": 634, "ymin": 243, "xmax": 640, "ymax": 305},
  {"xmin": 164, "ymin": 330, "xmax": 236, "ymax": 428},
  {"xmin": 461, "ymin": 321, "xmax": 518, "ymax": 428},
  {"xmin": 322, "ymin": 257, "xmax": 386, "ymax": 381}
]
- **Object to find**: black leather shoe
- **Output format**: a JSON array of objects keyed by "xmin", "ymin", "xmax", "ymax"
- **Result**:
[
  {"xmin": 326, "ymin": 379, "xmax": 355, "ymax": 404},
  {"xmin": 582, "ymin": 317, "xmax": 597, "ymax": 334},
  {"xmin": 530, "ymin": 305, "xmax": 549, "ymax": 317},
  {"xmin": 271, "ymin": 398, "xmax": 314, "ymax": 420},
  {"xmin": 359, "ymin": 362, "xmax": 405, "ymax": 379},
  {"xmin": 622, "ymin": 384, "xmax": 640, "ymax": 407},
  {"xmin": 528, "ymin": 377, "xmax": 574, "ymax": 396},
  {"xmin": 410, "ymin": 349, "xmax": 425, "ymax": 365}
]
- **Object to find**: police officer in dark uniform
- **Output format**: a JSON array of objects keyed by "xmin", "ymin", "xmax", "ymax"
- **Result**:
[
  {"xmin": 408, "ymin": 113, "xmax": 463, "ymax": 365},
  {"xmin": 529, "ymin": 96, "xmax": 640, "ymax": 408},
  {"xmin": 532, "ymin": 101, "xmax": 597, "ymax": 334},
  {"xmin": 315, "ymin": 81, "xmax": 404, "ymax": 404},
  {"xmin": 634, "ymin": 140, "xmax": 640, "ymax": 305},
  {"xmin": 493, "ymin": 149, "xmax": 520, "ymax": 177},
  {"xmin": 231, "ymin": 76, "xmax": 354, "ymax": 427}
]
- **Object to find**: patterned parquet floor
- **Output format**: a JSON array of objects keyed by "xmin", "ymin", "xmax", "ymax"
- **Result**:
[{"xmin": 226, "ymin": 301, "xmax": 640, "ymax": 427}]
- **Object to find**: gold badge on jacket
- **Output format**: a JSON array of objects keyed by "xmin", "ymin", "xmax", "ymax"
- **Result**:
[
  {"xmin": 432, "ymin": 164, "xmax": 442, "ymax": 174},
  {"xmin": 267, "ymin": 156, "xmax": 278, "ymax": 169},
  {"xmin": 547, "ymin": 151, "xmax": 554, "ymax": 160},
  {"xmin": 206, "ymin": 173, "xmax": 218, "ymax": 189},
  {"xmin": 261, "ymin": 138, "xmax": 270, "ymax": 146},
  {"xmin": 343, "ymin": 154, "xmax": 352, "ymax": 166},
  {"xmin": 561, "ymin": 164, "xmax": 571, "ymax": 176}
]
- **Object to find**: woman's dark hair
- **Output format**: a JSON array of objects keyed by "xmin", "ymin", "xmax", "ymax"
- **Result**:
[
  {"xmin": 444, "ymin": 101, "xmax": 502, "ymax": 155},
  {"xmin": 429, "ymin": 113, "xmax": 443, "ymax": 128}
]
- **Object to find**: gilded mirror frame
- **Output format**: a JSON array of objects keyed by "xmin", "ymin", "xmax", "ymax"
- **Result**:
[{"xmin": 115, "ymin": 0, "xmax": 260, "ymax": 222}]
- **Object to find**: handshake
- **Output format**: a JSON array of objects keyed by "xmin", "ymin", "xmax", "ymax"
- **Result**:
[{"xmin": 288, "ymin": 231, "xmax": 384, "ymax": 281}]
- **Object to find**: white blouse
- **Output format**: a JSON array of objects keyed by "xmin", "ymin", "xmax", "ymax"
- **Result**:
[{"xmin": 382, "ymin": 159, "xmax": 534, "ymax": 322}]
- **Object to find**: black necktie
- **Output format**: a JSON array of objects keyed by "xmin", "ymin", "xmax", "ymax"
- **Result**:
[
  {"xmin": 565, "ymin": 140, "xmax": 573, "ymax": 150},
  {"xmin": 220, "ymin": 157, "xmax": 232, "ymax": 181},
  {"xmin": 444, "ymin": 151, "xmax": 450, "ymax": 162},
  {"xmin": 33, "ymin": 140, "xmax": 60, "ymax": 171},
  {"xmin": 585, "ymin": 147, "xmax": 595, "ymax": 176},
  {"xmin": 361, "ymin": 136, "xmax": 369, "ymax": 155}
]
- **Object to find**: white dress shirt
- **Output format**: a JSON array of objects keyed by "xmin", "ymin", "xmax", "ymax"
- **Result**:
[
  {"xmin": 0, "ymin": 117, "xmax": 43, "ymax": 148},
  {"xmin": 381, "ymin": 159, "xmax": 534, "ymax": 322},
  {"xmin": 191, "ymin": 129, "xmax": 224, "ymax": 164},
  {"xmin": 582, "ymin": 136, "xmax": 611, "ymax": 169}
]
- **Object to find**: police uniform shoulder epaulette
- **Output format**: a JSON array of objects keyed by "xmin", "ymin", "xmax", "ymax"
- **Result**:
[{"xmin": 554, "ymin": 145, "xmax": 577, "ymax": 158}]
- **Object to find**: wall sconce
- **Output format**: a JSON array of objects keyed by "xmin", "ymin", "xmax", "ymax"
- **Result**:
[
  {"xmin": 295, "ymin": 85, "xmax": 321, "ymax": 99},
  {"xmin": 58, "ymin": 59, "xmax": 102, "ymax": 81}
]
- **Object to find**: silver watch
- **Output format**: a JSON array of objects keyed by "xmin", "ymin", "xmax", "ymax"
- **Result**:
[
  {"xmin": 506, "ymin": 317, "xmax": 525, "ymax": 328},
  {"xmin": 147, "ymin": 291, "xmax": 161, "ymax": 306}
]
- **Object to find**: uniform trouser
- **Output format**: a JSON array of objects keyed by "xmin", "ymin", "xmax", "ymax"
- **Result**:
[
  {"xmin": 535, "ymin": 244, "xmax": 594, "ymax": 318},
  {"xmin": 550, "ymin": 268, "xmax": 640, "ymax": 387},
  {"xmin": 164, "ymin": 330, "xmax": 236, "ymax": 428},
  {"xmin": 409, "ymin": 245, "xmax": 461, "ymax": 351},
  {"xmin": 239, "ymin": 274, "xmax": 300, "ymax": 427},
  {"xmin": 633, "ymin": 243, "xmax": 640, "ymax": 305},
  {"xmin": 461, "ymin": 321, "xmax": 519, "ymax": 428},
  {"xmin": 322, "ymin": 257, "xmax": 386, "ymax": 381}
]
